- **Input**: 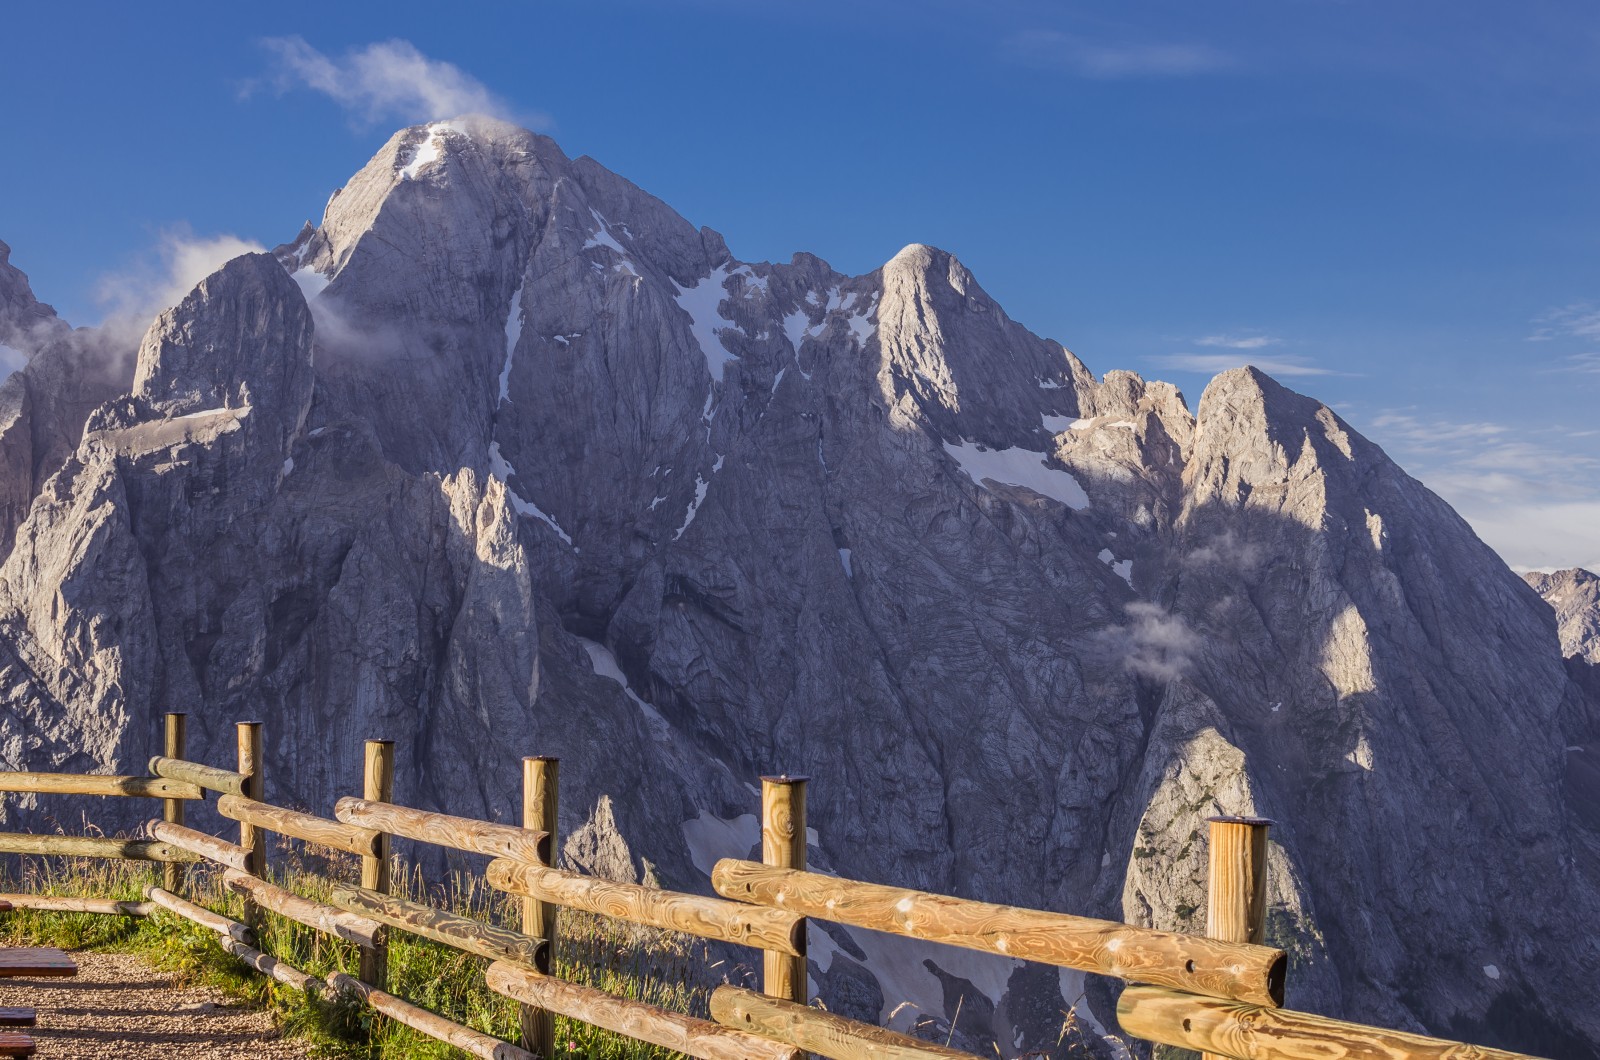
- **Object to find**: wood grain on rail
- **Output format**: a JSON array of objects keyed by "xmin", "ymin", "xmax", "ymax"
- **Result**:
[
  {"xmin": 712, "ymin": 860, "xmax": 1286, "ymax": 1007},
  {"xmin": 220, "ymin": 868, "xmax": 382, "ymax": 946},
  {"xmin": 144, "ymin": 885, "xmax": 254, "ymax": 943},
  {"xmin": 710, "ymin": 985, "xmax": 983, "ymax": 1060},
  {"xmin": 216, "ymin": 794, "xmax": 382, "ymax": 857},
  {"xmin": 486, "ymin": 859, "xmax": 804, "ymax": 955},
  {"xmin": 327, "ymin": 882, "xmax": 547, "ymax": 967},
  {"xmin": 148, "ymin": 756, "xmax": 248, "ymax": 797},
  {"xmin": 1117, "ymin": 986, "xmax": 1550, "ymax": 1060},
  {"xmin": 486, "ymin": 962, "xmax": 803, "ymax": 1060},
  {"xmin": 334, "ymin": 797, "xmax": 549, "ymax": 863},
  {"xmin": 0, "ymin": 771, "xmax": 201, "ymax": 800},
  {"xmin": 0, "ymin": 894, "xmax": 153, "ymax": 916},
  {"xmin": 328, "ymin": 970, "xmax": 535, "ymax": 1060},
  {"xmin": 0, "ymin": 834, "xmax": 199, "ymax": 862},
  {"xmin": 146, "ymin": 820, "xmax": 253, "ymax": 871}
]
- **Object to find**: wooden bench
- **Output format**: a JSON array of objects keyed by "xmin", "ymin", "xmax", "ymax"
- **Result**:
[
  {"xmin": 0, "ymin": 1011, "xmax": 32, "ymax": 1027},
  {"xmin": 0, "ymin": 1032, "xmax": 32, "ymax": 1056},
  {"xmin": 0, "ymin": 949, "xmax": 75, "ymax": 978}
]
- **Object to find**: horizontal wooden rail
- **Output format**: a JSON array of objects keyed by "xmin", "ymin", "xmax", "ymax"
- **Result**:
[
  {"xmin": 146, "ymin": 820, "xmax": 252, "ymax": 871},
  {"xmin": 1117, "ymin": 986, "xmax": 1551, "ymax": 1060},
  {"xmin": 216, "ymin": 794, "xmax": 382, "ymax": 857},
  {"xmin": 221, "ymin": 935, "xmax": 321, "ymax": 993},
  {"xmin": 710, "ymin": 985, "xmax": 982, "ymax": 1060},
  {"xmin": 487, "ymin": 859, "xmax": 804, "ymax": 956},
  {"xmin": 326, "ymin": 882, "xmax": 546, "ymax": 967},
  {"xmin": 487, "ymin": 961, "xmax": 803, "ymax": 1060},
  {"xmin": 712, "ymin": 860, "xmax": 1285, "ymax": 1008},
  {"xmin": 148, "ymin": 756, "xmax": 248, "ymax": 797},
  {"xmin": 220, "ymin": 869, "xmax": 382, "ymax": 947},
  {"xmin": 0, "ymin": 771, "xmax": 201, "ymax": 800},
  {"xmin": 0, "ymin": 894, "xmax": 153, "ymax": 916},
  {"xmin": 335, "ymin": 797, "xmax": 549, "ymax": 863},
  {"xmin": 328, "ymin": 970, "xmax": 535, "ymax": 1060},
  {"xmin": 144, "ymin": 886, "xmax": 253, "ymax": 944},
  {"xmin": 0, "ymin": 834, "xmax": 200, "ymax": 863}
]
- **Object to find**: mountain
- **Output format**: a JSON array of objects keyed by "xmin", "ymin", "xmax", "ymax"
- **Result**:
[
  {"xmin": 1525, "ymin": 567, "xmax": 1600, "ymax": 665},
  {"xmin": 0, "ymin": 117, "xmax": 1595, "ymax": 1057}
]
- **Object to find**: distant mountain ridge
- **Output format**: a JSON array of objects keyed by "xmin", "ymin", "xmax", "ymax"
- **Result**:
[{"xmin": 0, "ymin": 116, "xmax": 1594, "ymax": 1057}]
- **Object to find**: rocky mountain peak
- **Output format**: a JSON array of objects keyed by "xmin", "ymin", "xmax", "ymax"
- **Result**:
[
  {"xmin": 131, "ymin": 252, "xmax": 313, "ymax": 439},
  {"xmin": 1524, "ymin": 567, "xmax": 1600, "ymax": 665}
]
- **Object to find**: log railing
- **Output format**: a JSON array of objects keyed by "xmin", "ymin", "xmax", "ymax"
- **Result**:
[{"xmin": 0, "ymin": 713, "xmax": 1555, "ymax": 1060}]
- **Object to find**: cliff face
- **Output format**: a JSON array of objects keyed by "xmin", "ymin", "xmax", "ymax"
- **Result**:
[{"xmin": 0, "ymin": 117, "xmax": 1594, "ymax": 1056}]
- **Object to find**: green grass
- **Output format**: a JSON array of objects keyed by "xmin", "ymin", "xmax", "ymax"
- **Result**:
[{"xmin": 0, "ymin": 838, "xmax": 716, "ymax": 1059}]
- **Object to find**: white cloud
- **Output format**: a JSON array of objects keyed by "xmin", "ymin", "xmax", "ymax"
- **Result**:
[
  {"xmin": 1528, "ymin": 302, "xmax": 1600, "ymax": 342},
  {"xmin": 1195, "ymin": 333, "xmax": 1278, "ymax": 349},
  {"xmin": 258, "ymin": 36, "xmax": 541, "ymax": 128},
  {"xmin": 94, "ymin": 227, "xmax": 266, "ymax": 338},
  {"xmin": 1005, "ymin": 30, "xmax": 1229, "ymax": 79},
  {"xmin": 1559, "ymin": 351, "xmax": 1600, "ymax": 374},
  {"xmin": 1149, "ymin": 353, "xmax": 1338, "ymax": 377},
  {"xmin": 1362, "ymin": 408, "xmax": 1600, "ymax": 571},
  {"xmin": 1095, "ymin": 602, "xmax": 1201, "ymax": 681}
]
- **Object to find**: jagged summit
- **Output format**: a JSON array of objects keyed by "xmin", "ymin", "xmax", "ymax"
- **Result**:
[{"xmin": 0, "ymin": 121, "xmax": 1594, "ymax": 1056}]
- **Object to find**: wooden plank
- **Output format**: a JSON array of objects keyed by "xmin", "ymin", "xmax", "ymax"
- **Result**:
[
  {"xmin": 711, "ymin": 860, "xmax": 1286, "ymax": 1008},
  {"xmin": 0, "ymin": 834, "xmax": 199, "ymax": 863},
  {"xmin": 217, "ymin": 935, "xmax": 321, "ymax": 994},
  {"xmin": 326, "ymin": 882, "xmax": 546, "ymax": 967},
  {"xmin": 236, "ymin": 722, "xmax": 265, "ymax": 936},
  {"xmin": 147, "ymin": 755, "xmax": 248, "ymax": 797},
  {"xmin": 0, "ymin": 894, "xmax": 152, "ymax": 916},
  {"xmin": 357, "ymin": 740, "xmax": 393, "ymax": 988},
  {"xmin": 486, "ymin": 961, "xmax": 803, "ymax": 1060},
  {"xmin": 162, "ymin": 713, "xmax": 188, "ymax": 893},
  {"xmin": 1117, "ymin": 986, "xmax": 1552, "ymax": 1060},
  {"xmin": 220, "ymin": 869, "xmax": 381, "ymax": 947},
  {"xmin": 0, "ymin": 948, "xmax": 76, "ymax": 978},
  {"xmin": 0, "ymin": 1031, "xmax": 32, "ymax": 1056},
  {"xmin": 146, "ymin": 820, "xmax": 252, "ymax": 872},
  {"xmin": 487, "ymin": 859, "xmax": 804, "ymax": 956},
  {"xmin": 761, "ymin": 775, "xmax": 808, "ymax": 1003},
  {"xmin": 710, "ymin": 985, "xmax": 983, "ymax": 1060},
  {"xmin": 0, "ymin": 1010, "xmax": 34, "ymax": 1028},
  {"xmin": 216, "ymin": 794, "xmax": 382, "ymax": 857},
  {"xmin": 0, "ymin": 771, "xmax": 201, "ymax": 800},
  {"xmin": 143, "ymin": 886, "xmax": 254, "ymax": 944},
  {"xmin": 517, "ymin": 755, "xmax": 557, "ymax": 1059},
  {"xmin": 1205, "ymin": 816, "xmax": 1272, "ymax": 1060},
  {"xmin": 328, "ymin": 970, "xmax": 536, "ymax": 1060},
  {"xmin": 334, "ymin": 796, "xmax": 550, "ymax": 864}
]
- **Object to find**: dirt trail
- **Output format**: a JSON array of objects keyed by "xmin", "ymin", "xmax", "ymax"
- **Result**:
[{"xmin": 0, "ymin": 951, "xmax": 312, "ymax": 1058}]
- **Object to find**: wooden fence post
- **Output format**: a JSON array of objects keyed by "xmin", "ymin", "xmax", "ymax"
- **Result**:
[
  {"xmin": 520, "ymin": 756, "xmax": 559, "ymax": 1058},
  {"xmin": 359, "ymin": 739, "xmax": 394, "ymax": 987},
  {"xmin": 1204, "ymin": 815, "xmax": 1273, "ymax": 1060},
  {"xmin": 161, "ymin": 712, "xmax": 187, "ymax": 894},
  {"xmin": 237, "ymin": 721, "xmax": 265, "ymax": 933},
  {"xmin": 761, "ymin": 774, "xmax": 808, "ymax": 1004}
]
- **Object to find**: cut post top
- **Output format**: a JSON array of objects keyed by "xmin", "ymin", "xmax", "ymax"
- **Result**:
[
  {"xmin": 1206, "ymin": 815, "xmax": 1274, "ymax": 828},
  {"xmin": 760, "ymin": 774, "xmax": 810, "ymax": 784}
]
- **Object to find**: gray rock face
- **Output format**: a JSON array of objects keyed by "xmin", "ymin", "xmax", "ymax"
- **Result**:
[
  {"xmin": 0, "ymin": 118, "xmax": 1595, "ymax": 1057},
  {"xmin": 1525, "ymin": 567, "xmax": 1600, "ymax": 665},
  {"xmin": 0, "ymin": 241, "xmax": 132, "ymax": 556}
]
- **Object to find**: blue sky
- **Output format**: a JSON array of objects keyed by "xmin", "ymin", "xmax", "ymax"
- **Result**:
[{"xmin": 3, "ymin": 1, "xmax": 1598, "ymax": 569}]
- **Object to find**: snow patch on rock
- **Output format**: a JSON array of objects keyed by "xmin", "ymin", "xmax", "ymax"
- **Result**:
[
  {"xmin": 674, "ymin": 266, "xmax": 740, "ymax": 381},
  {"xmin": 681, "ymin": 811, "xmax": 759, "ymax": 878},
  {"xmin": 944, "ymin": 440, "xmax": 1089, "ymax": 509}
]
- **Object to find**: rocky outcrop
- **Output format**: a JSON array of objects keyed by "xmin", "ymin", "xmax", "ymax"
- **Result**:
[
  {"xmin": 1525, "ymin": 567, "xmax": 1600, "ymax": 665},
  {"xmin": 0, "ymin": 119, "xmax": 1594, "ymax": 1057}
]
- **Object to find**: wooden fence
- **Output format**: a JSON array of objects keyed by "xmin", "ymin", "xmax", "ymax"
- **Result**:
[{"xmin": 0, "ymin": 714, "xmax": 1553, "ymax": 1060}]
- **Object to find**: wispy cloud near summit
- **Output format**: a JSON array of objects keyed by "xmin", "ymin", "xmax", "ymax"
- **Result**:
[
  {"xmin": 255, "ymin": 37, "xmax": 543, "ymax": 129},
  {"xmin": 1005, "ymin": 30, "xmax": 1229, "ymax": 79}
]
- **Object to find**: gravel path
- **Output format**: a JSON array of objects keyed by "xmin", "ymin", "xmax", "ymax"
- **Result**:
[{"xmin": 0, "ymin": 951, "xmax": 313, "ymax": 1058}]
